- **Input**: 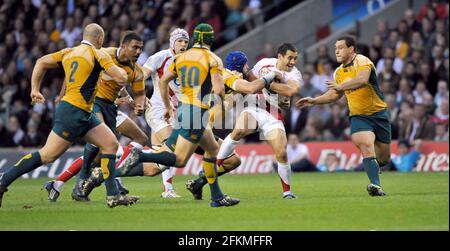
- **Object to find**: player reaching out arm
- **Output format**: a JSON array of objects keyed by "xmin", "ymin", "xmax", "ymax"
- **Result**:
[{"xmin": 296, "ymin": 36, "xmax": 390, "ymax": 196}]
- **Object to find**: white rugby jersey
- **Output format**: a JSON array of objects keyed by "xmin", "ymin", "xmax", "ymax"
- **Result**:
[
  {"xmin": 143, "ymin": 49, "xmax": 181, "ymax": 108},
  {"xmin": 251, "ymin": 58, "xmax": 303, "ymax": 109}
]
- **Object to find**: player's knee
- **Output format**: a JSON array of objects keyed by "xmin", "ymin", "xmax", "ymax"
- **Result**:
[
  {"xmin": 232, "ymin": 129, "xmax": 247, "ymax": 139},
  {"xmin": 39, "ymin": 152, "xmax": 59, "ymax": 164},
  {"xmin": 100, "ymin": 139, "xmax": 119, "ymax": 154},
  {"xmin": 175, "ymin": 155, "xmax": 188, "ymax": 167},
  {"xmin": 355, "ymin": 142, "xmax": 374, "ymax": 156},
  {"xmin": 134, "ymin": 133, "xmax": 148, "ymax": 146},
  {"xmin": 274, "ymin": 148, "xmax": 288, "ymax": 162}
]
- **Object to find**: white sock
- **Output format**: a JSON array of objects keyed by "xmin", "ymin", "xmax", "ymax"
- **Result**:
[
  {"xmin": 217, "ymin": 135, "xmax": 239, "ymax": 159},
  {"xmin": 161, "ymin": 167, "xmax": 174, "ymax": 191},
  {"xmin": 277, "ymin": 162, "xmax": 291, "ymax": 193},
  {"xmin": 53, "ymin": 180, "xmax": 65, "ymax": 192},
  {"xmin": 129, "ymin": 141, "xmax": 143, "ymax": 150}
]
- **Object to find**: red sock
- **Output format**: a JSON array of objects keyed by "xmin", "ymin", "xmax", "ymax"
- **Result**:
[
  {"xmin": 280, "ymin": 178, "xmax": 290, "ymax": 193},
  {"xmin": 115, "ymin": 145, "xmax": 133, "ymax": 169},
  {"xmin": 57, "ymin": 156, "xmax": 83, "ymax": 182}
]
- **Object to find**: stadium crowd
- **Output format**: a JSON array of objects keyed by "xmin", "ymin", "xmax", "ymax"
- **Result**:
[{"xmin": 0, "ymin": 0, "xmax": 448, "ymax": 151}]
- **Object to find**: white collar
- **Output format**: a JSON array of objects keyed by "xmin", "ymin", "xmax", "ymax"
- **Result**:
[
  {"xmin": 116, "ymin": 47, "xmax": 121, "ymax": 58},
  {"xmin": 81, "ymin": 40, "xmax": 95, "ymax": 47},
  {"xmin": 193, "ymin": 44, "xmax": 210, "ymax": 50}
]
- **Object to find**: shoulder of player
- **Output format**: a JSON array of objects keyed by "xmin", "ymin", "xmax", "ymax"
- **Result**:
[
  {"xmin": 354, "ymin": 54, "xmax": 373, "ymax": 66},
  {"xmin": 152, "ymin": 49, "xmax": 172, "ymax": 59},
  {"xmin": 255, "ymin": 57, "xmax": 276, "ymax": 66},
  {"xmin": 223, "ymin": 68, "xmax": 240, "ymax": 78},
  {"xmin": 100, "ymin": 47, "xmax": 117, "ymax": 56}
]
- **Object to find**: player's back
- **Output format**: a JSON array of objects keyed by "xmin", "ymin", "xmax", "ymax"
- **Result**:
[
  {"xmin": 57, "ymin": 41, "xmax": 114, "ymax": 112},
  {"xmin": 171, "ymin": 47, "xmax": 222, "ymax": 109}
]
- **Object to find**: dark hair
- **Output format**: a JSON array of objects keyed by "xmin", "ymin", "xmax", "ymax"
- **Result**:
[
  {"xmin": 277, "ymin": 43, "xmax": 297, "ymax": 56},
  {"xmin": 121, "ymin": 31, "xmax": 143, "ymax": 45},
  {"xmin": 337, "ymin": 36, "xmax": 356, "ymax": 48}
]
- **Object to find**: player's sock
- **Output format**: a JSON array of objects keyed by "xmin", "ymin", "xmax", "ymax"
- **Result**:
[
  {"xmin": 138, "ymin": 151, "xmax": 176, "ymax": 167},
  {"xmin": 161, "ymin": 167, "xmax": 174, "ymax": 191},
  {"xmin": 195, "ymin": 164, "xmax": 230, "ymax": 189},
  {"xmin": 53, "ymin": 180, "xmax": 65, "ymax": 192},
  {"xmin": 115, "ymin": 163, "xmax": 144, "ymax": 177},
  {"xmin": 57, "ymin": 156, "xmax": 83, "ymax": 182},
  {"xmin": 101, "ymin": 154, "xmax": 119, "ymax": 196},
  {"xmin": 203, "ymin": 157, "xmax": 224, "ymax": 201},
  {"xmin": 217, "ymin": 135, "xmax": 239, "ymax": 161},
  {"xmin": 0, "ymin": 152, "xmax": 42, "ymax": 187},
  {"xmin": 129, "ymin": 141, "xmax": 143, "ymax": 150},
  {"xmin": 277, "ymin": 162, "xmax": 292, "ymax": 193},
  {"xmin": 80, "ymin": 143, "xmax": 99, "ymax": 180},
  {"xmin": 363, "ymin": 157, "xmax": 381, "ymax": 186}
]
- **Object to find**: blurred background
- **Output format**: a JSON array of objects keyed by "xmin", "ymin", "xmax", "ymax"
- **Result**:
[{"xmin": 0, "ymin": 0, "xmax": 448, "ymax": 174}]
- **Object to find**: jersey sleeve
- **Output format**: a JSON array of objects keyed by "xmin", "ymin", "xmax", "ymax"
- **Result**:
[
  {"xmin": 94, "ymin": 49, "xmax": 115, "ymax": 71},
  {"xmin": 50, "ymin": 48, "xmax": 72, "ymax": 63},
  {"xmin": 131, "ymin": 66, "xmax": 146, "ymax": 94},
  {"xmin": 355, "ymin": 55, "xmax": 373, "ymax": 72},
  {"xmin": 143, "ymin": 53, "xmax": 161, "ymax": 73},
  {"xmin": 223, "ymin": 69, "xmax": 240, "ymax": 91},
  {"xmin": 251, "ymin": 59, "xmax": 264, "ymax": 77},
  {"xmin": 209, "ymin": 53, "xmax": 223, "ymax": 75},
  {"xmin": 288, "ymin": 68, "xmax": 304, "ymax": 88}
]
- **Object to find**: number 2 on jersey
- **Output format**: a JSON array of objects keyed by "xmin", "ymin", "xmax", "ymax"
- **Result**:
[{"xmin": 69, "ymin": 61, "xmax": 78, "ymax": 83}]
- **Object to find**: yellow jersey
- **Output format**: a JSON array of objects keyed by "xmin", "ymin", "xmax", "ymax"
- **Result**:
[
  {"xmin": 168, "ymin": 46, "xmax": 223, "ymax": 109},
  {"xmin": 208, "ymin": 68, "xmax": 242, "ymax": 124},
  {"xmin": 52, "ymin": 41, "xmax": 115, "ymax": 112},
  {"xmin": 334, "ymin": 54, "xmax": 387, "ymax": 116},
  {"xmin": 96, "ymin": 47, "xmax": 145, "ymax": 102}
]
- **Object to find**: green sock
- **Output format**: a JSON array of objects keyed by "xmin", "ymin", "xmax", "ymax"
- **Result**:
[
  {"xmin": 1, "ymin": 152, "xmax": 42, "ymax": 187},
  {"xmin": 203, "ymin": 157, "xmax": 224, "ymax": 201},
  {"xmin": 101, "ymin": 154, "xmax": 119, "ymax": 196},
  {"xmin": 115, "ymin": 163, "xmax": 144, "ymax": 177},
  {"xmin": 80, "ymin": 143, "xmax": 99, "ymax": 179},
  {"xmin": 139, "ymin": 151, "xmax": 176, "ymax": 167},
  {"xmin": 196, "ymin": 166, "xmax": 230, "ymax": 190},
  {"xmin": 363, "ymin": 157, "xmax": 381, "ymax": 186}
]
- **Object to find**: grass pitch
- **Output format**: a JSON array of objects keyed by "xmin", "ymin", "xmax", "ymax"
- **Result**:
[{"xmin": 0, "ymin": 172, "xmax": 448, "ymax": 230}]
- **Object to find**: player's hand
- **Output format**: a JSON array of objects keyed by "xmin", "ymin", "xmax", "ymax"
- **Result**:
[
  {"xmin": 163, "ymin": 108, "xmax": 173, "ymax": 123},
  {"xmin": 134, "ymin": 103, "xmax": 144, "ymax": 116},
  {"xmin": 30, "ymin": 91, "xmax": 45, "ymax": 105},
  {"xmin": 115, "ymin": 96, "xmax": 131, "ymax": 106},
  {"xmin": 273, "ymin": 70, "xmax": 284, "ymax": 83},
  {"xmin": 54, "ymin": 95, "xmax": 62, "ymax": 105},
  {"xmin": 295, "ymin": 97, "xmax": 315, "ymax": 108},
  {"xmin": 326, "ymin": 80, "xmax": 342, "ymax": 91},
  {"xmin": 279, "ymin": 98, "xmax": 291, "ymax": 109}
]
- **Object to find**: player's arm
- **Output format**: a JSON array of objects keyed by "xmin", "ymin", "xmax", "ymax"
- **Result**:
[
  {"xmin": 296, "ymin": 89, "xmax": 344, "ymax": 108},
  {"xmin": 231, "ymin": 78, "xmax": 264, "ymax": 94},
  {"xmin": 269, "ymin": 79, "xmax": 300, "ymax": 97},
  {"xmin": 96, "ymin": 49, "xmax": 128, "ymax": 83},
  {"xmin": 55, "ymin": 80, "xmax": 67, "ymax": 104},
  {"xmin": 327, "ymin": 69, "xmax": 370, "ymax": 91},
  {"xmin": 105, "ymin": 65, "xmax": 128, "ymax": 84},
  {"xmin": 142, "ymin": 57, "xmax": 155, "ymax": 80},
  {"xmin": 31, "ymin": 54, "xmax": 60, "ymax": 104},
  {"xmin": 211, "ymin": 72, "xmax": 225, "ymax": 98},
  {"xmin": 159, "ymin": 70, "xmax": 177, "ymax": 112}
]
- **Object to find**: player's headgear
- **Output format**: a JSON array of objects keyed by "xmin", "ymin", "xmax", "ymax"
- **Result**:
[
  {"xmin": 193, "ymin": 23, "xmax": 214, "ymax": 47},
  {"xmin": 225, "ymin": 51, "xmax": 248, "ymax": 73},
  {"xmin": 169, "ymin": 28, "xmax": 189, "ymax": 49}
]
